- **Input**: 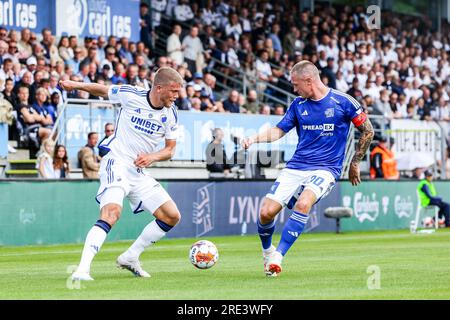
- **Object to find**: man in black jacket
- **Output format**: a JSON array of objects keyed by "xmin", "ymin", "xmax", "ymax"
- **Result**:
[{"xmin": 205, "ymin": 128, "xmax": 231, "ymax": 175}]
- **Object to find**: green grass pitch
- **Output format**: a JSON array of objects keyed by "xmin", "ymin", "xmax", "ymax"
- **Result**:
[{"xmin": 1, "ymin": 229, "xmax": 450, "ymax": 299}]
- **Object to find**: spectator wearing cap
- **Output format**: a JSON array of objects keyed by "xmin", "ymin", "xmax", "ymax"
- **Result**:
[
  {"xmin": 188, "ymin": 71, "xmax": 204, "ymax": 87},
  {"xmin": 167, "ymin": 24, "xmax": 184, "ymax": 66},
  {"xmin": 370, "ymin": 136, "xmax": 399, "ymax": 180},
  {"xmin": 100, "ymin": 64, "xmax": 112, "ymax": 84},
  {"xmin": 417, "ymin": 170, "xmax": 450, "ymax": 227}
]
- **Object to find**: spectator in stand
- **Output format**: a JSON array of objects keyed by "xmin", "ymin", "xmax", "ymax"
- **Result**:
[
  {"xmin": 98, "ymin": 123, "xmax": 115, "ymax": 158},
  {"xmin": 58, "ymin": 36, "xmax": 72, "ymax": 62},
  {"xmin": 259, "ymin": 104, "xmax": 272, "ymax": 115},
  {"xmin": 81, "ymin": 46, "xmax": 99, "ymax": 68},
  {"xmin": 125, "ymin": 64, "xmax": 139, "ymax": 86},
  {"xmin": 66, "ymin": 47, "xmax": 83, "ymax": 74},
  {"xmin": 432, "ymin": 97, "xmax": 450, "ymax": 121},
  {"xmin": 167, "ymin": 24, "xmax": 184, "ymax": 67},
  {"xmin": 321, "ymin": 57, "xmax": 337, "ymax": 89},
  {"xmin": 111, "ymin": 63, "xmax": 127, "ymax": 84},
  {"xmin": 13, "ymin": 71, "xmax": 34, "ymax": 104},
  {"xmin": 205, "ymin": 128, "xmax": 231, "ymax": 176},
  {"xmin": 36, "ymin": 138, "xmax": 55, "ymax": 178},
  {"xmin": 191, "ymin": 97, "xmax": 202, "ymax": 112},
  {"xmin": 136, "ymin": 66, "xmax": 150, "ymax": 90},
  {"xmin": 242, "ymin": 90, "xmax": 259, "ymax": 114},
  {"xmin": 225, "ymin": 13, "xmax": 243, "ymax": 43},
  {"xmin": 17, "ymin": 28, "xmax": 33, "ymax": 60},
  {"xmin": 273, "ymin": 104, "xmax": 285, "ymax": 116},
  {"xmin": 78, "ymin": 132, "xmax": 101, "ymax": 179},
  {"xmin": 174, "ymin": 0, "xmax": 194, "ymax": 23},
  {"xmin": 33, "ymin": 87, "xmax": 55, "ymax": 126},
  {"xmin": 53, "ymin": 144, "xmax": 70, "ymax": 179},
  {"xmin": 175, "ymin": 87, "xmax": 192, "ymax": 111},
  {"xmin": 370, "ymin": 136, "xmax": 399, "ymax": 180},
  {"xmin": 139, "ymin": 2, "xmax": 153, "ymax": 50},
  {"xmin": 182, "ymin": 25, "xmax": 204, "ymax": 74},
  {"xmin": 2, "ymin": 78, "xmax": 16, "ymax": 107},
  {"xmin": 17, "ymin": 86, "xmax": 51, "ymax": 146},
  {"xmin": 119, "ymin": 37, "xmax": 134, "ymax": 65},
  {"xmin": 222, "ymin": 90, "xmax": 240, "ymax": 113},
  {"xmin": 203, "ymin": 73, "xmax": 216, "ymax": 102}
]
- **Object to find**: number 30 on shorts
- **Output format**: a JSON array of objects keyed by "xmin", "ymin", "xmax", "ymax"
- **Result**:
[{"xmin": 307, "ymin": 175, "xmax": 324, "ymax": 186}]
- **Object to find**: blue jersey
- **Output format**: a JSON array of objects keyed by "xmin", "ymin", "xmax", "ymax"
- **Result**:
[{"xmin": 277, "ymin": 88, "xmax": 365, "ymax": 179}]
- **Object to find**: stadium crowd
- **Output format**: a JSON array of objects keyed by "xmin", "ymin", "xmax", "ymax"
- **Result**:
[{"xmin": 1, "ymin": 1, "xmax": 450, "ymax": 174}]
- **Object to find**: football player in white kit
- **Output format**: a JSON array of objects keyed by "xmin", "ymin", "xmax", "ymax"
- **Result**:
[{"xmin": 60, "ymin": 67, "xmax": 184, "ymax": 281}]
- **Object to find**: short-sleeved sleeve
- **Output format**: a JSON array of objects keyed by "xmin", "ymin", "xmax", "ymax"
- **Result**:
[
  {"xmin": 276, "ymin": 100, "xmax": 298, "ymax": 133},
  {"xmin": 165, "ymin": 106, "xmax": 179, "ymax": 140},
  {"xmin": 107, "ymin": 85, "xmax": 125, "ymax": 104},
  {"xmin": 343, "ymin": 94, "xmax": 367, "ymax": 126}
]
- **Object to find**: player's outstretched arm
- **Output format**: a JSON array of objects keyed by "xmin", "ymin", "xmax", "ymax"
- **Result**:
[
  {"xmin": 59, "ymin": 80, "xmax": 109, "ymax": 98},
  {"xmin": 241, "ymin": 127, "xmax": 286, "ymax": 149},
  {"xmin": 349, "ymin": 118, "xmax": 375, "ymax": 186}
]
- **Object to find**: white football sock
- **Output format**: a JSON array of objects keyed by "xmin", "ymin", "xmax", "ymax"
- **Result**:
[
  {"xmin": 76, "ymin": 226, "xmax": 108, "ymax": 273},
  {"xmin": 124, "ymin": 220, "xmax": 166, "ymax": 260}
]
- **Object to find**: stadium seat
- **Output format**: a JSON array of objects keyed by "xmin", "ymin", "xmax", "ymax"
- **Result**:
[{"xmin": 324, "ymin": 207, "xmax": 353, "ymax": 234}]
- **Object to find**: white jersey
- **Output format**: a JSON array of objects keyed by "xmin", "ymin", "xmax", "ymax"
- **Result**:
[{"xmin": 100, "ymin": 85, "xmax": 179, "ymax": 164}]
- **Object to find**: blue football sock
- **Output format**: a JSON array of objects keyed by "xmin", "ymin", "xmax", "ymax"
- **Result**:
[
  {"xmin": 277, "ymin": 211, "xmax": 309, "ymax": 256},
  {"xmin": 257, "ymin": 219, "xmax": 275, "ymax": 250}
]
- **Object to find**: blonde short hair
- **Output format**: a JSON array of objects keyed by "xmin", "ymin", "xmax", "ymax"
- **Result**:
[
  {"xmin": 153, "ymin": 67, "xmax": 184, "ymax": 87},
  {"xmin": 290, "ymin": 60, "xmax": 320, "ymax": 79}
]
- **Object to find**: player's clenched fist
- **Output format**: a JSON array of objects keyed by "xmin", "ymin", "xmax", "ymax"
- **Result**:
[
  {"xmin": 134, "ymin": 153, "xmax": 156, "ymax": 168},
  {"xmin": 241, "ymin": 137, "xmax": 254, "ymax": 149}
]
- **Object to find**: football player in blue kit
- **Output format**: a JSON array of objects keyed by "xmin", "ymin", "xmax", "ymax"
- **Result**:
[{"xmin": 241, "ymin": 61, "xmax": 374, "ymax": 276}]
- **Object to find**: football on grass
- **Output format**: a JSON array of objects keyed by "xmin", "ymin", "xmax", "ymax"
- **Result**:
[{"xmin": 189, "ymin": 240, "xmax": 219, "ymax": 269}]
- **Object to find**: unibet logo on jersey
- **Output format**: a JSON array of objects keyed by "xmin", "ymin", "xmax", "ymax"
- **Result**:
[{"xmin": 131, "ymin": 116, "xmax": 163, "ymax": 134}]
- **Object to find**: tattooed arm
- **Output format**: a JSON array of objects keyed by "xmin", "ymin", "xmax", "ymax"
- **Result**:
[{"xmin": 349, "ymin": 118, "xmax": 375, "ymax": 186}]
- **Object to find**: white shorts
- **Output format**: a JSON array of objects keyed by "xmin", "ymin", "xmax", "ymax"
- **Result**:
[
  {"xmin": 95, "ymin": 155, "xmax": 172, "ymax": 214},
  {"xmin": 266, "ymin": 168, "xmax": 336, "ymax": 209}
]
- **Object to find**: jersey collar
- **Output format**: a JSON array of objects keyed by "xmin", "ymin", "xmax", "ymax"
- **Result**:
[{"xmin": 147, "ymin": 90, "xmax": 164, "ymax": 110}]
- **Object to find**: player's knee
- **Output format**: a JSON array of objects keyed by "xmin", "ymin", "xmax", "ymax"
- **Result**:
[
  {"xmin": 295, "ymin": 200, "xmax": 312, "ymax": 214},
  {"xmin": 161, "ymin": 209, "xmax": 181, "ymax": 226},
  {"xmin": 260, "ymin": 206, "xmax": 277, "ymax": 223},
  {"xmin": 169, "ymin": 210, "xmax": 181, "ymax": 225},
  {"xmin": 100, "ymin": 204, "xmax": 122, "ymax": 226}
]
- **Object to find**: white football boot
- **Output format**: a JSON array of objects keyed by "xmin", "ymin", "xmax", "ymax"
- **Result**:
[
  {"xmin": 263, "ymin": 245, "xmax": 276, "ymax": 273},
  {"xmin": 71, "ymin": 271, "xmax": 94, "ymax": 281},
  {"xmin": 116, "ymin": 253, "xmax": 151, "ymax": 278},
  {"xmin": 265, "ymin": 250, "xmax": 283, "ymax": 277}
]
